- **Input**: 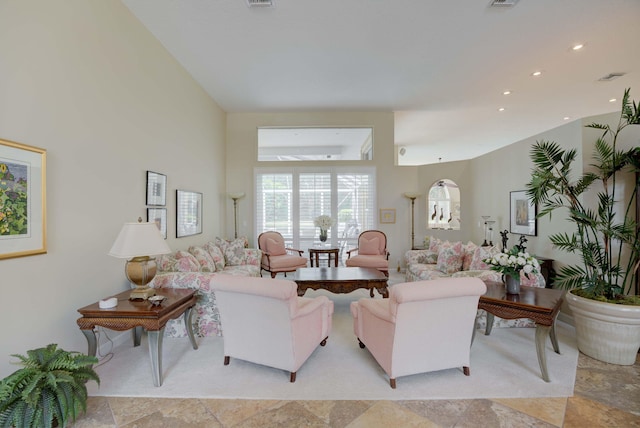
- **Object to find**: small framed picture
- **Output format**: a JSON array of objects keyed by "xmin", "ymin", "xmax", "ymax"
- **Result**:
[
  {"xmin": 147, "ymin": 208, "xmax": 167, "ymax": 239},
  {"xmin": 510, "ymin": 190, "xmax": 537, "ymax": 236},
  {"xmin": 176, "ymin": 190, "xmax": 202, "ymax": 238},
  {"xmin": 379, "ymin": 208, "xmax": 396, "ymax": 224},
  {"xmin": 146, "ymin": 171, "xmax": 166, "ymax": 206}
]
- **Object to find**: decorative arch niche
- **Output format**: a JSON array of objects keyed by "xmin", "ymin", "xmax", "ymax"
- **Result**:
[{"xmin": 428, "ymin": 179, "xmax": 460, "ymax": 230}]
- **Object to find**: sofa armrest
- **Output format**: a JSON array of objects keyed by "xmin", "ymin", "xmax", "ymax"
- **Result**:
[
  {"xmin": 292, "ymin": 295, "xmax": 330, "ymax": 319},
  {"xmin": 356, "ymin": 299, "xmax": 395, "ymax": 324}
]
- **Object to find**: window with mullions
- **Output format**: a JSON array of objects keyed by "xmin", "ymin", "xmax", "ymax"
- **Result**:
[{"xmin": 255, "ymin": 167, "xmax": 376, "ymax": 260}]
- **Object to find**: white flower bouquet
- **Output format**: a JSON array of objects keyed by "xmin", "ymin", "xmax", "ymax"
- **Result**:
[
  {"xmin": 313, "ymin": 215, "xmax": 334, "ymax": 230},
  {"xmin": 483, "ymin": 245, "xmax": 540, "ymax": 279}
]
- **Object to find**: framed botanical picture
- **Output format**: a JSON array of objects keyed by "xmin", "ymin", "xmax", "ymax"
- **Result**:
[
  {"xmin": 0, "ymin": 139, "xmax": 47, "ymax": 260},
  {"xmin": 147, "ymin": 207, "xmax": 167, "ymax": 239},
  {"xmin": 510, "ymin": 190, "xmax": 537, "ymax": 236},
  {"xmin": 379, "ymin": 208, "xmax": 396, "ymax": 224},
  {"xmin": 146, "ymin": 171, "xmax": 166, "ymax": 206},
  {"xmin": 176, "ymin": 190, "xmax": 202, "ymax": 238}
]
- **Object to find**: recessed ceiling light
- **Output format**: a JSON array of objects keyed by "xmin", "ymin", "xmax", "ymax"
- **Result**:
[
  {"xmin": 503, "ymin": 90, "xmax": 512, "ymax": 95},
  {"xmin": 563, "ymin": 117, "xmax": 571, "ymax": 121},
  {"xmin": 609, "ymin": 98, "xmax": 617, "ymax": 103},
  {"xmin": 532, "ymin": 71, "xmax": 542, "ymax": 77},
  {"xmin": 498, "ymin": 107, "xmax": 505, "ymax": 112},
  {"xmin": 572, "ymin": 44, "xmax": 584, "ymax": 51}
]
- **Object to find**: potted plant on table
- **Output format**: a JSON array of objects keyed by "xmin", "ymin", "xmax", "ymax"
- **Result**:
[
  {"xmin": 314, "ymin": 215, "xmax": 334, "ymax": 243},
  {"xmin": 0, "ymin": 344, "xmax": 99, "ymax": 428},
  {"xmin": 526, "ymin": 88, "xmax": 640, "ymax": 365},
  {"xmin": 483, "ymin": 245, "xmax": 541, "ymax": 294}
]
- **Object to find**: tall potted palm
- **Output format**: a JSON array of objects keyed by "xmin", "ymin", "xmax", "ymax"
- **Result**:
[{"xmin": 526, "ymin": 88, "xmax": 640, "ymax": 365}]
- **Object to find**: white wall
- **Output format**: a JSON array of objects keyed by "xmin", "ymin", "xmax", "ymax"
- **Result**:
[
  {"xmin": 226, "ymin": 111, "xmax": 419, "ymax": 270},
  {"xmin": 0, "ymin": 1, "xmax": 226, "ymax": 377}
]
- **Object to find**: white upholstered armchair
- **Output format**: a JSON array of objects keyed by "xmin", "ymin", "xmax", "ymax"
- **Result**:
[
  {"xmin": 351, "ymin": 277, "xmax": 486, "ymax": 388},
  {"xmin": 211, "ymin": 275, "xmax": 333, "ymax": 382}
]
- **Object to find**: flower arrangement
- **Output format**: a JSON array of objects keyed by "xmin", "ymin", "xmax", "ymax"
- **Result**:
[
  {"xmin": 313, "ymin": 215, "xmax": 334, "ymax": 230},
  {"xmin": 483, "ymin": 245, "xmax": 540, "ymax": 279}
]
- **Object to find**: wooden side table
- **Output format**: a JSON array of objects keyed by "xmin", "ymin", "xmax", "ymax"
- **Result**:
[
  {"xmin": 309, "ymin": 247, "xmax": 340, "ymax": 267},
  {"xmin": 77, "ymin": 288, "xmax": 198, "ymax": 387}
]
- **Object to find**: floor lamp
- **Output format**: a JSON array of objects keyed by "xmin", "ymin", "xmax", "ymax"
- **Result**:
[
  {"xmin": 228, "ymin": 192, "xmax": 245, "ymax": 239},
  {"xmin": 403, "ymin": 192, "xmax": 421, "ymax": 250}
]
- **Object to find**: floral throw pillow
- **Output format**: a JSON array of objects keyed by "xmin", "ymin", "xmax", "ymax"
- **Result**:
[
  {"xmin": 156, "ymin": 254, "xmax": 178, "ymax": 272},
  {"xmin": 189, "ymin": 246, "xmax": 216, "ymax": 272},
  {"xmin": 175, "ymin": 250, "xmax": 200, "ymax": 272},
  {"xmin": 436, "ymin": 241, "xmax": 464, "ymax": 274},
  {"xmin": 205, "ymin": 242, "xmax": 226, "ymax": 271},
  {"xmin": 469, "ymin": 245, "xmax": 500, "ymax": 270},
  {"xmin": 462, "ymin": 241, "xmax": 477, "ymax": 271},
  {"xmin": 215, "ymin": 237, "xmax": 247, "ymax": 266}
]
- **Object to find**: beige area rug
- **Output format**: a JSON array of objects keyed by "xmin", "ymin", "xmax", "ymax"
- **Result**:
[{"xmin": 87, "ymin": 284, "xmax": 578, "ymax": 400}]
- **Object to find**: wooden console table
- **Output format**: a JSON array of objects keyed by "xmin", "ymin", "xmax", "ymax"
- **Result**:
[
  {"xmin": 77, "ymin": 288, "xmax": 198, "ymax": 387},
  {"xmin": 308, "ymin": 246, "xmax": 340, "ymax": 267}
]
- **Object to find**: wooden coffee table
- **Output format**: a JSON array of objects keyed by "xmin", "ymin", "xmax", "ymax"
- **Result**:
[
  {"xmin": 77, "ymin": 288, "xmax": 198, "ymax": 387},
  {"xmin": 477, "ymin": 281, "xmax": 565, "ymax": 382},
  {"xmin": 293, "ymin": 267, "xmax": 389, "ymax": 298}
]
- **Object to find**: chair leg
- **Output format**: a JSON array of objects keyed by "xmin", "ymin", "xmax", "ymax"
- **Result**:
[
  {"xmin": 224, "ymin": 356, "xmax": 230, "ymax": 365},
  {"xmin": 463, "ymin": 366, "xmax": 470, "ymax": 376},
  {"xmin": 390, "ymin": 378, "xmax": 396, "ymax": 389},
  {"xmin": 358, "ymin": 338, "xmax": 365, "ymax": 349},
  {"xmin": 320, "ymin": 336, "xmax": 328, "ymax": 346},
  {"xmin": 290, "ymin": 372, "xmax": 296, "ymax": 382}
]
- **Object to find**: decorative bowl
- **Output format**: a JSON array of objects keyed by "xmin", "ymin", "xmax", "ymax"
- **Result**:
[{"xmin": 148, "ymin": 295, "xmax": 166, "ymax": 306}]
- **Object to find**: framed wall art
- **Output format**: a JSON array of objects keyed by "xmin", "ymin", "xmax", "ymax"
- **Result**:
[
  {"xmin": 510, "ymin": 190, "xmax": 537, "ymax": 236},
  {"xmin": 147, "ymin": 207, "xmax": 167, "ymax": 239},
  {"xmin": 146, "ymin": 171, "xmax": 166, "ymax": 206},
  {"xmin": 176, "ymin": 190, "xmax": 202, "ymax": 238},
  {"xmin": 379, "ymin": 208, "xmax": 396, "ymax": 224},
  {"xmin": 0, "ymin": 138, "xmax": 47, "ymax": 259}
]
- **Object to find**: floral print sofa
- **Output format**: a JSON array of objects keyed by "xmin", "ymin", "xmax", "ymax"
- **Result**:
[
  {"xmin": 404, "ymin": 236, "xmax": 545, "ymax": 329},
  {"xmin": 150, "ymin": 237, "xmax": 261, "ymax": 338}
]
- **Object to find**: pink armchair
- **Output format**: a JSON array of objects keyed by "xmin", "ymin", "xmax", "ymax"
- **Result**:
[
  {"xmin": 351, "ymin": 277, "xmax": 486, "ymax": 388},
  {"xmin": 345, "ymin": 230, "xmax": 390, "ymax": 276},
  {"xmin": 211, "ymin": 275, "xmax": 333, "ymax": 382},
  {"xmin": 258, "ymin": 231, "xmax": 308, "ymax": 278}
]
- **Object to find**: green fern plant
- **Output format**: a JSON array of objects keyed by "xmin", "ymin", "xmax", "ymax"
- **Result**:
[
  {"xmin": 526, "ymin": 88, "xmax": 640, "ymax": 302},
  {"xmin": 0, "ymin": 344, "xmax": 99, "ymax": 428}
]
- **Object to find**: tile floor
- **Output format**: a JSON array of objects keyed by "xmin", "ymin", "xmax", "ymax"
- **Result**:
[{"xmin": 72, "ymin": 344, "xmax": 639, "ymax": 427}]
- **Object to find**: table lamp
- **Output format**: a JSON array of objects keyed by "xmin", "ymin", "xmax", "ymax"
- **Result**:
[
  {"xmin": 109, "ymin": 218, "xmax": 172, "ymax": 300},
  {"xmin": 228, "ymin": 192, "xmax": 246, "ymax": 239}
]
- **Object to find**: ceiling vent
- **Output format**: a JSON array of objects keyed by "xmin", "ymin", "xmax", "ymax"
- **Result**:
[
  {"xmin": 598, "ymin": 72, "xmax": 626, "ymax": 82},
  {"xmin": 489, "ymin": 0, "xmax": 519, "ymax": 6},
  {"xmin": 246, "ymin": 0, "xmax": 274, "ymax": 7}
]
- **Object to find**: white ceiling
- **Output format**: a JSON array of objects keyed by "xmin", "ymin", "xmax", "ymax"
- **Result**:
[{"xmin": 122, "ymin": 0, "xmax": 640, "ymax": 165}]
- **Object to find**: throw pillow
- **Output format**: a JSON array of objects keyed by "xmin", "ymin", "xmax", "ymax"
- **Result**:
[
  {"xmin": 462, "ymin": 241, "xmax": 477, "ymax": 271},
  {"xmin": 215, "ymin": 237, "xmax": 247, "ymax": 266},
  {"xmin": 428, "ymin": 237, "xmax": 442, "ymax": 253},
  {"xmin": 469, "ymin": 245, "xmax": 500, "ymax": 270},
  {"xmin": 265, "ymin": 237, "xmax": 286, "ymax": 256},
  {"xmin": 359, "ymin": 236, "xmax": 380, "ymax": 255},
  {"xmin": 436, "ymin": 241, "xmax": 464, "ymax": 274},
  {"xmin": 204, "ymin": 242, "xmax": 226, "ymax": 271},
  {"xmin": 175, "ymin": 250, "xmax": 200, "ymax": 272},
  {"xmin": 189, "ymin": 246, "xmax": 216, "ymax": 272},
  {"xmin": 156, "ymin": 254, "xmax": 178, "ymax": 272}
]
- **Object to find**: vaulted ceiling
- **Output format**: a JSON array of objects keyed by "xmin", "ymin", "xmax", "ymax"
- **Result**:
[{"xmin": 123, "ymin": 0, "xmax": 640, "ymax": 165}]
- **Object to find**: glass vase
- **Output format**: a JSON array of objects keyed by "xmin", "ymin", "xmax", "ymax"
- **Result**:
[
  {"xmin": 504, "ymin": 273, "xmax": 521, "ymax": 294},
  {"xmin": 319, "ymin": 229, "xmax": 328, "ymax": 242}
]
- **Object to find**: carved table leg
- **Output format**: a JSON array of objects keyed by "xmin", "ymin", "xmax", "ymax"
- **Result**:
[
  {"xmin": 535, "ymin": 324, "xmax": 552, "ymax": 382},
  {"xmin": 81, "ymin": 329, "xmax": 97, "ymax": 357},
  {"xmin": 147, "ymin": 327, "xmax": 166, "ymax": 387},
  {"xmin": 184, "ymin": 306, "xmax": 198, "ymax": 350},
  {"xmin": 549, "ymin": 318, "xmax": 560, "ymax": 354}
]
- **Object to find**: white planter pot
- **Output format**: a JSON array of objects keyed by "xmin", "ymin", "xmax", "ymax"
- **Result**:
[{"xmin": 566, "ymin": 290, "xmax": 640, "ymax": 365}]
